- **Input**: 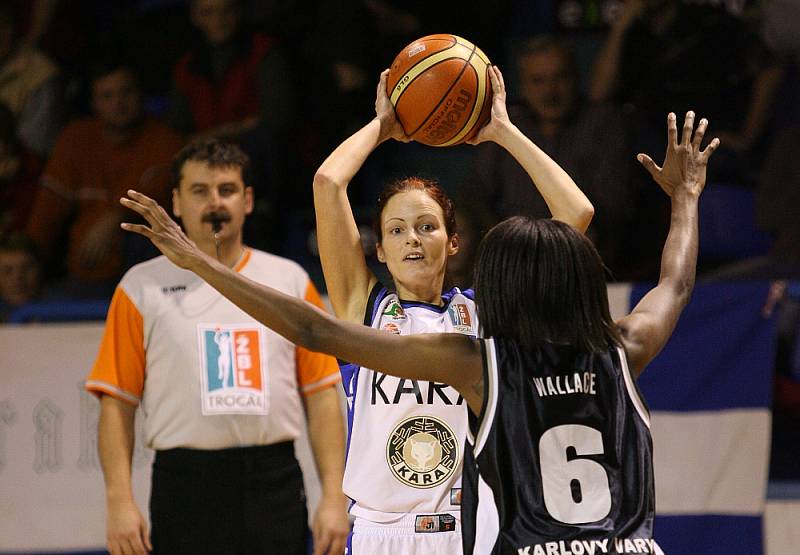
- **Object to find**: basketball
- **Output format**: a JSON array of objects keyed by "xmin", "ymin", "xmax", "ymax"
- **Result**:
[{"xmin": 387, "ymin": 34, "xmax": 493, "ymax": 147}]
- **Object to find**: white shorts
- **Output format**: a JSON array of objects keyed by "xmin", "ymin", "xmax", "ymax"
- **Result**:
[{"xmin": 346, "ymin": 513, "xmax": 462, "ymax": 555}]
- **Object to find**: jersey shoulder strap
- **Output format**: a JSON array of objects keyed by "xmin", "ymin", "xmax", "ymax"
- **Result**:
[
  {"xmin": 470, "ymin": 337, "xmax": 500, "ymax": 457},
  {"xmin": 363, "ymin": 281, "xmax": 389, "ymax": 326}
]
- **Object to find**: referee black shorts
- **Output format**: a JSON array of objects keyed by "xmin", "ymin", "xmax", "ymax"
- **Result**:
[{"xmin": 149, "ymin": 441, "xmax": 308, "ymax": 555}]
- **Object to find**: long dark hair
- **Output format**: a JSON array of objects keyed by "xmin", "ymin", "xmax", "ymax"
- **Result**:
[{"xmin": 474, "ymin": 217, "xmax": 621, "ymax": 353}]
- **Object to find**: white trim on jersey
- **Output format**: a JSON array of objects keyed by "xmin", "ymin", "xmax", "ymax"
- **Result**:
[
  {"xmin": 616, "ymin": 346, "xmax": 651, "ymax": 428},
  {"xmin": 474, "ymin": 338, "xmax": 499, "ymax": 457},
  {"xmin": 84, "ymin": 380, "xmax": 141, "ymax": 404},
  {"xmin": 466, "ymin": 426, "xmax": 475, "ymax": 446},
  {"xmin": 472, "ymin": 474, "xmax": 500, "ymax": 554}
]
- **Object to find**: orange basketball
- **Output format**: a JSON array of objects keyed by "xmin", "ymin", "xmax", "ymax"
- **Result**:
[{"xmin": 387, "ymin": 34, "xmax": 492, "ymax": 147}]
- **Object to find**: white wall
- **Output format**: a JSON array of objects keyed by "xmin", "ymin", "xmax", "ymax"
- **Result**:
[{"xmin": 0, "ymin": 323, "xmax": 326, "ymax": 552}]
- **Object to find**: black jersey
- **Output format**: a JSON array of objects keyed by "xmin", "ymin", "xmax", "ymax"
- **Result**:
[{"xmin": 461, "ymin": 337, "xmax": 661, "ymax": 555}]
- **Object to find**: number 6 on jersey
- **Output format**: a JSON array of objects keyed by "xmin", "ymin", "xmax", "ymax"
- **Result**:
[{"xmin": 539, "ymin": 424, "xmax": 612, "ymax": 524}]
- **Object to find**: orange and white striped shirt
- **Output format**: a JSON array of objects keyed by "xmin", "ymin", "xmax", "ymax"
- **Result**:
[{"xmin": 86, "ymin": 248, "xmax": 340, "ymax": 450}]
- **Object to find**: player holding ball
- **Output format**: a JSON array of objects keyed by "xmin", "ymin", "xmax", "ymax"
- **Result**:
[{"xmin": 306, "ymin": 39, "xmax": 594, "ymax": 553}]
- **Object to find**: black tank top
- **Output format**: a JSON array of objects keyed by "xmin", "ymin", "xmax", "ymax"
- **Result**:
[{"xmin": 461, "ymin": 337, "xmax": 660, "ymax": 555}]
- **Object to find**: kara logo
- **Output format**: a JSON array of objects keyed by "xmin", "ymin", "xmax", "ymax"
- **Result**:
[
  {"xmin": 198, "ymin": 324, "xmax": 269, "ymax": 415},
  {"xmin": 447, "ymin": 303, "xmax": 472, "ymax": 333},
  {"xmin": 386, "ymin": 415, "xmax": 458, "ymax": 489},
  {"xmin": 382, "ymin": 300, "xmax": 406, "ymax": 320},
  {"xmin": 161, "ymin": 285, "xmax": 187, "ymax": 295}
]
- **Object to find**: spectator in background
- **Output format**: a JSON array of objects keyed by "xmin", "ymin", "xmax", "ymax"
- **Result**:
[
  {"xmin": 167, "ymin": 0, "xmax": 294, "ymax": 141},
  {"xmin": 704, "ymin": 126, "xmax": 800, "ymax": 280},
  {"xmin": 25, "ymin": 58, "xmax": 183, "ymax": 298},
  {"xmin": 0, "ymin": 233, "xmax": 42, "ymax": 322},
  {"xmin": 589, "ymin": 0, "xmax": 783, "ymax": 181},
  {"xmin": 0, "ymin": 103, "xmax": 41, "ymax": 237},
  {"xmin": 465, "ymin": 37, "xmax": 633, "ymax": 273},
  {"xmin": 0, "ymin": 1, "xmax": 65, "ymax": 157},
  {"xmin": 754, "ymin": 126, "xmax": 800, "ymax": 276}
]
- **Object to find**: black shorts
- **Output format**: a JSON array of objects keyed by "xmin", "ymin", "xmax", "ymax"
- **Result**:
[{"xmin": 149, "ymin": 442, "xmax": 308, "ymax": 555}]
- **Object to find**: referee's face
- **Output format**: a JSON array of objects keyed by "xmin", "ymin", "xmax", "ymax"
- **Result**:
[{"xmin": 172, "ymin": 160, "xmax": 253, "ymax": 249}]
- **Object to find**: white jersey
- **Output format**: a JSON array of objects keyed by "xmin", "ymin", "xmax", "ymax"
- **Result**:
[{"xmin": 342, "ymin": 284, "xmax": 479, "ymax": 522}]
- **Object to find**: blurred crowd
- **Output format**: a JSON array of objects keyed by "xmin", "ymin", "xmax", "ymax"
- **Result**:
[{"xmin": 0, "ymin": 0, "xmax": 798, "ymax": 313}]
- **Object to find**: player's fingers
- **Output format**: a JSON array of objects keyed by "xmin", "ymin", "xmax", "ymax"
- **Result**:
[
  {"xmin": 701, "ymin": 137, "xmax": 721, "ymax": 161},
  {"xmin": 117, "ymin": 540, "xmax": 133, "ymax": 555},
  {"xmin": 128, "ymin": 190, "xmax": 174, "ymax": 225},
  {"xmin": 315, "ymin": 522, "xmax": 335, "ymax": 555},
  {"xmin": 120, "ymin": 222, "xmax": 155, "ymax": 239},
  {"xmin": 119, "ymin": 197, "xmax": 163, "ymax": 231},
  {"xmin": 681, "ymin": 110, "xmax": 695, "ymax": 145},
  {"xmin": 692, "ymin": 118, "xmax": 708, "ymax": 150},
  {"xmin": 329, "ymin": 534, "xmax": 347, "ymax": 555},
  {"xmin": 153, "ymin": 203, "xmax": 177, "ymax": 227},
  {"xmin": 493, "ymin": 65, "xmax": 506, "ymax": 92},
  {"xmin": 311, "ymin": 539, "xmax": 323, "ymax": 555},
  {"xmin": 142, "ymin": 521, "xmax": 152, "ymax": 552},
  {"xmin": 126, "ymin": 189, "xmax": 159, "ymax": 210},
  {"xmin": 667, "ymin": 112, "xmax": 677, "ymax": 148},
  {"xmin": 486, "ymin": 66, "xmax": 500, "ymax": 92},
  {"xmin": 120, "ymin": 197, "xmax": 170, "ymax": 230},
  {"xmin": 636, "ymin": 154, "xmax": 661, "ymax": 177},
  {"xmin": 129, "ymin": 535, "xmax": 148, "ymax": 555},
  {"xmin": 310, "ymin": 519, "xmax": 321, "ymax": 553}
]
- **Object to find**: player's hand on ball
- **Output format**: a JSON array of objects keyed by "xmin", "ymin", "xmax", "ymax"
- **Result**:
[
  {"xmin": 120, "ymin": 190, "xmax": 204, "ymax": 270},
  {"xmin": 466, "ymin": 65, "xmax": 510, "ymax": 145},
  {"xmin": 637, "ymin": 111, "xmax": 720, "ymax": 198},
  {"xmin": 375, "ymin": 69, "xmax": 409, "ymax": 143}
]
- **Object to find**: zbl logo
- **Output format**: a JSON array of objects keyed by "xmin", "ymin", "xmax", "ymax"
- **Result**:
[{"xmin": 204, "ymin": 328, "xmax": 261, "ymax": 391}]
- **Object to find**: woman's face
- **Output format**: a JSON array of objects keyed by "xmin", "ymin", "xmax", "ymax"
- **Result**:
[{"xmin": 376, "ymin": 190, "xmax": 458, "ymax": 302}]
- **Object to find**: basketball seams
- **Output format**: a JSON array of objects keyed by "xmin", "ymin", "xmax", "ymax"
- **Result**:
[
  {"xmin": 387, "ymin": 36, "xmax": 457, "ymax": 100},
  {"xmin": 437, "ymin": 61, "xmax": 488, "ymax": 147},
  {"xmin": 409, "ymin": 43, "xmax": 477, "ymax": 142},
  {"xmin": 434, "ymin": 63, "xmax": 479, "ymax": 147},
  {"xmin": 389, "ymin": 41, "xmax": 470, "ymax": 106},
  {"xmin": 395, "ymin": 58, "xmax": 468, "ymax": 135},
  {"xmin": 390, "ymin": 50, "xmax": 460, "ymax": 108},
  {"xmin": 387, "ymin": 34, "xmax": 492, "ymax": 147}
]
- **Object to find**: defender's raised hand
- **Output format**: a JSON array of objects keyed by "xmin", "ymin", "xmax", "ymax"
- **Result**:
[
  {"xmin": 637, "ymin": 111, "xmax": 720, "ymax": 198},
  {"xmin": 120, "ymin": 190, "xmax": 206, "ymax": 270}
]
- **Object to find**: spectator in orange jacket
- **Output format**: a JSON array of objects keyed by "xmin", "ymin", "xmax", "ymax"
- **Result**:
[{"xmin": 26, "ymin": 57, "xmax": 183, "ymax": 297}]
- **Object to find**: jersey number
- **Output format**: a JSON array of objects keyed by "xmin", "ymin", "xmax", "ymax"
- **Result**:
[{"xmin": 539, "ymin": 424, "xmax": 612, "ymax": 524}]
